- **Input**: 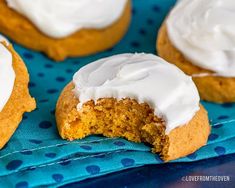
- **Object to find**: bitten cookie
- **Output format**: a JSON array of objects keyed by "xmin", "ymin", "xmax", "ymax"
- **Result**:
[
  {"xmin": 0, "ymin": 0, "xmax": 131, "ymax": 61},
  {"xmin": 56, "ymin": 53, "xmax": 210, "ymax": 161},
  {"xmin": 157, "ymin": 0, "xmax": 235, "ymax": 103},
  {"xmin": 0, "ymin": 41, "xmax": 36, "ymax": 149}
]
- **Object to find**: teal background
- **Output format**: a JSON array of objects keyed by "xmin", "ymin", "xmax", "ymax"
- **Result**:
[{"xmin": 0, "ymin": 0, "xmax": 235, "ymax": 187}]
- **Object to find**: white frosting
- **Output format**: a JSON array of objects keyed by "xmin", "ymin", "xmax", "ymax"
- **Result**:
[
  {"xmin": 6, "ymin": 0, "xmax": 128, "ymax": 38},
  {"xmin": 73, "ymin": 53, "xmax": 200, "ymax": 134},
  {"xmin": 0, "ymin": 35, "xmax": 9, "ymax": 45},
  {"xmin": 167, "ymin": 0, "xmax": 235, "ymax": 77},
  {"xmin": 0, "ymin": 37, "xmax": 15, "ymax": 112}
]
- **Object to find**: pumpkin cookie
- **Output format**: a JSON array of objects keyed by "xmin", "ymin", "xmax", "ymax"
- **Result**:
[
  {"xmin": 56, "ymin": 53, "xmax": 210, "ymax": 161},
  {"xmin": 0, "ymin": 41, "xmax": 36, "ymax": 149},
  {"xmin": 0, "ymin": 0, "xmax": 131, "ymax": 61},
  {"xmin": 157, "ymin": 0, "xmax": 235, "ymax": 103}
]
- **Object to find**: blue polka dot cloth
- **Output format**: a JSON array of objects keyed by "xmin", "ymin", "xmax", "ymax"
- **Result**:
[{"xmin": 1, "ymin": 0, "xmax": 235, "ymax": 187}]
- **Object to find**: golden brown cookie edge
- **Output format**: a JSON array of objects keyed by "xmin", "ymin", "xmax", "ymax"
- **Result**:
[
  {"xmin": 0, "ymin": 0, "xmax": 132, "ymax": 61},
  {"xmin": 157, "ymin": 23, "xmax": 235, "ymax": 103},
  {"xmin": 0, "ymin": 43, "xmax": 36, "ymax": 149},
  {"xmin": 56, "ymin": 82, "xmax": 210, "ymax": 161}
]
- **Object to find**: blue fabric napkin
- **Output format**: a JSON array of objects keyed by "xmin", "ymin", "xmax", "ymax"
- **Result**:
[{"xmin": 1, "ymin": 0, "xmax": 235, "ymax": 187}]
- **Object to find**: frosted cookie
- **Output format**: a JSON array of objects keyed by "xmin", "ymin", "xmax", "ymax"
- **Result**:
[
  {"xmin": 0, "ymin": 38, "xmax": 36, "ymax": 149},
  {"xmin": 55, "ymin": 53, "xmax": 210, "ymax": 161},
  {"xmin": 157, "ymin": 0, "xmax": 235, "ymax": 103},
  {"xmin": 0, "ymin": 0, "xmax": 131, "ymax": 61}
]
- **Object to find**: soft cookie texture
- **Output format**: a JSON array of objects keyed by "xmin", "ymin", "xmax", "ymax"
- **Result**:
[
  {"xmin": 56, "ymin": 82, "xmax": 210, "ymax": 161},
  {"xmin": 0, "ymin": 43, "xmax": 36, "ymax": 149},
  {"xmin": 157, "ymin": 24, "xmax": 235, "ymax": 103},
  {"xmin": 0, "ymin": 0, "xmax": 131, "ymax": 61}
]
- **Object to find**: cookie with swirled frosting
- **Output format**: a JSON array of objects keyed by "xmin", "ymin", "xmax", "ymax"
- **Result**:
[
  {"xmin": 55, "ymin": 53, "xmax": 210, "ymax": 161},
  {"xmin": 0, "ymin": 39, "xmax": 36, "ymax": 149},
  {"xmin": 157, "ymin": 0, "xmax": 235, "ymax": 103},
  {"xmin": 0, "ymin": 0, "xmax": 131, "ymax": 61}
]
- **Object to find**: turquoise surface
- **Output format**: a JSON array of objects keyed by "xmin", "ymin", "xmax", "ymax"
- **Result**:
[{"xmin": 0, "ymin": 0, "xmax": 235, "ymax": 187}]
